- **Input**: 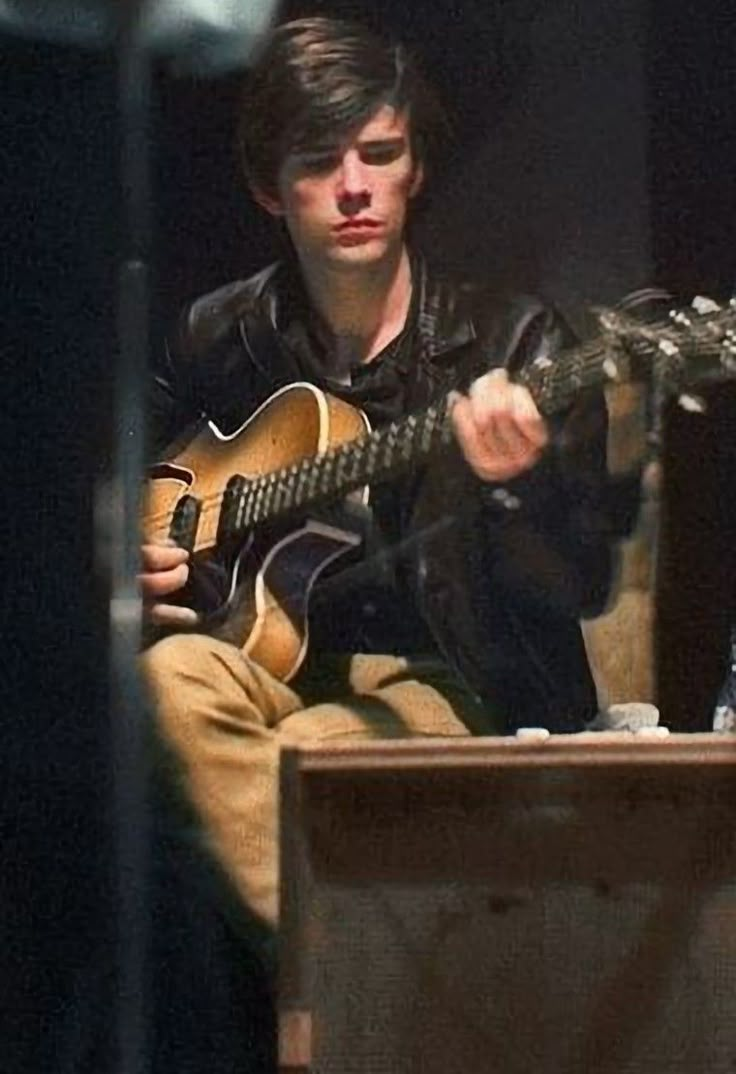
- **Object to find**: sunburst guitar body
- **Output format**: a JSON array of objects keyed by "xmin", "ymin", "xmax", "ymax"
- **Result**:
[{"xmin": 142, "ymin": 383, "xmax": 370, "ymax": 682}]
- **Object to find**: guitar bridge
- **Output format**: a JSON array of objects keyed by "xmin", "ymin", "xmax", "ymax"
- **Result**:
[{"xmin": 218, "ymin": 474, "xmax": 250, "ymax": 543}]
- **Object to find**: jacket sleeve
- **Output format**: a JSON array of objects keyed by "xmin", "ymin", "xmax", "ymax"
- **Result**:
[
  {"xmin": 146, "ymin": 280, "xmax": 267, "ymax": 460},
  {"xmin": 476, "ymin": 302, "xmax": 639, "ymax": 619},
  {"xmin": 147, "ymin": 313, "xmax": 203, "ymax": 460}
]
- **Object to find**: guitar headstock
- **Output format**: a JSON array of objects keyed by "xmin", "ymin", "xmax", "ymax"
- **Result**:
[{"xmin": 596, "ymin": 295, "xmax": 736, "ymax": 409}]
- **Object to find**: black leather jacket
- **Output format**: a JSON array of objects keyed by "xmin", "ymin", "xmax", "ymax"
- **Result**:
[{"xmin": 150, "ymin": 256, "xmax": 630, "ymax": 733}]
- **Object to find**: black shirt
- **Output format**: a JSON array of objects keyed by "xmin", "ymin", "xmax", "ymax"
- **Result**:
[{"xmin": 274, "ymin": 266, "xmax": 442, "ymax": 657}]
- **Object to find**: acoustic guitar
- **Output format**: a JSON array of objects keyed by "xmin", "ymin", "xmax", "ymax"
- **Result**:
[{"xmin": 142, "ymin": 298, "xmax": 736, "ymax": 681}]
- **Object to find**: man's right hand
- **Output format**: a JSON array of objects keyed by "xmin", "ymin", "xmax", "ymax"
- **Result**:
[{"xmin": 139, "ymin": 543, "xmax": 199, "ymax": 627}]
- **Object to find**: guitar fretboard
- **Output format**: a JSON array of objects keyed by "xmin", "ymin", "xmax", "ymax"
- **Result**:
[{"xmin": 219, "ymin": 398, "xmax": 452, "ymax": 541}]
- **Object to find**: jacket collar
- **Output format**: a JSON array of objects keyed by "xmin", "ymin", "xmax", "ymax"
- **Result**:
[
  {"xmin": 265, "ymin": 250, "xmax": 478, "ymax": 372},
  {"xmin": 411, "ymin": 254, "xmax": 477, "ymax": 364}
]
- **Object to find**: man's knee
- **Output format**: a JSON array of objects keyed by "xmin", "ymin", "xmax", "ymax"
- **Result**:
[
  {"xmin": 141, "ymin": 632, "xmax": 289, "ymax": 754},
  {"xmin": 141, "ymin": 633, "xmax": 235, "ymax": 750}
]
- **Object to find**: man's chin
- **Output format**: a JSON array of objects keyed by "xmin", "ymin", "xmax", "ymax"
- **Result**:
[{"xmin": 326, "ymin": 238, "xmax": 392, "ymax": 266}]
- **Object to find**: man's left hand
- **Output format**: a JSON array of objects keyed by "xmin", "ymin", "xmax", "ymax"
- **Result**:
[{"xmin": 450, "ymin": 368, "xmax": 549, "ymax": 483}]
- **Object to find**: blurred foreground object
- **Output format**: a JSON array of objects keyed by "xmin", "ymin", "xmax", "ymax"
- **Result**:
[{"xmin": 0, "ymin": 0, "xmax": 279, "ymax": 72}]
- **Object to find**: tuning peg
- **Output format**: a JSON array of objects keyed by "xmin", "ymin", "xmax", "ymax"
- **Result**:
[
  {"xmin": 691, "ymin": 295, "xmax": 721, "ymax": 315},
  {"xmin": 678, "ymin": 393, "xmax": 708, "ymax": 414}
]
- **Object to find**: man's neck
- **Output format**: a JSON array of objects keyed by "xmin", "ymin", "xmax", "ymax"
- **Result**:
[{"xmin": 300, "ymin": 245, "xmax": 413, "ymax": 368}]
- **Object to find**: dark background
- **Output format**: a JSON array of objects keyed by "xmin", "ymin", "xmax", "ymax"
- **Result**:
[{"xmin": 2, "ymin": 1, "xmax": 734, "ymax": 1070}]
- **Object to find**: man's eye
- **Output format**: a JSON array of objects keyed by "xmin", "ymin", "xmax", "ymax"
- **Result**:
[
  {"xmin": 297, "ymin": 153, "xmax": 338, "ymax": 173},
  {"xmin": 361, "ymin": 146, "xmax": 403, "ymax": 165}
]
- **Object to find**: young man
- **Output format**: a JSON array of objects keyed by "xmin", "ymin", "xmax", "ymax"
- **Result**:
[{"xmin": 141, "ymin": 17, "xmax": 621, "ymax": 931}]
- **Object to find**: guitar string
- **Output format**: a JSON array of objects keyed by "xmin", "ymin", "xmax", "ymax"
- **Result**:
[
  {"xmin": 139, "ymin": 335, "xmax": 586, "ymax": 535},
  {"xmin": 142, "ymin": 333, "xmax": 732, "ymax": 539},
  {"xmin": 142, "ymin": 400, "xmax": 450, "ymax": 536},
  {"xmin": 141, "ymin": 334, "xmax": 732, "ymax": 537},
  {"xmin": 142, "ymin": 332, "xmax": 733, "ymax": 537},
  {"xmin": 140, "ymin": 328, "xmax": 610, "ymax": 533}
]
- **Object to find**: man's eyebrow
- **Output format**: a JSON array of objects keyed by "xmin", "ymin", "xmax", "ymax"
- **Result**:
[{"xmin": 293, "ymin": 143, "xmax": 338, "ymax": 156}]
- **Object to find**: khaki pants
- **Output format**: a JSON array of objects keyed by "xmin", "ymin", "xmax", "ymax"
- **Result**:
[{"xmin": 143, "ymin": 635, "xmax": 494, "ymax": 928}]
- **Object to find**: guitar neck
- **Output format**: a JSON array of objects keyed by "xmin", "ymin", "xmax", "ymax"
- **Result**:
[
  {"xmin": 219, "ymin": 298, "xmax": 735, "ymax": 542},
  {"xmin": 219, "ymin": 334, "xmax": 613, "ymax": 541}
]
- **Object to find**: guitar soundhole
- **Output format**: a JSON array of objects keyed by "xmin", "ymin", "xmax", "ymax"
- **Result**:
[{"xmin": 148, "ymin": 462, "xmax": 194, "ymax": 485}]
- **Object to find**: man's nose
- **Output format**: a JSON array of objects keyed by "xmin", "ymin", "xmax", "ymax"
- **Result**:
[{"xmin": 336, "ymin": 151, "xmax": 370, "ymax": 211}]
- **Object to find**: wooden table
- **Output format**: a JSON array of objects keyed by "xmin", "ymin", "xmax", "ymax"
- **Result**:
[{"xmin": 279, "ymin": 733, "xmax": 736, "ymax": 1074}]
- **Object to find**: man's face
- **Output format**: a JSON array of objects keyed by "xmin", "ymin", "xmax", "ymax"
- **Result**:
[{"xmin": 257, "ymin": 105, "xmax": 423, "ymax": 270}]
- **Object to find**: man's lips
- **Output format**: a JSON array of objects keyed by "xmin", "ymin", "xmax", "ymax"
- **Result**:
[{"xmin": 334, "ymin": 218, "xmax": 382, "ymax": 232}]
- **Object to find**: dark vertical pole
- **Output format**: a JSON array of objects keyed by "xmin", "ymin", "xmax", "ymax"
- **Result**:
[
  {"xmin": 649, "ymin": 0, "xmax": 736, "ymax": 729},
  {"xmin": 111, "ymin": 2, "xmax": 152, "ymax": 1070}
]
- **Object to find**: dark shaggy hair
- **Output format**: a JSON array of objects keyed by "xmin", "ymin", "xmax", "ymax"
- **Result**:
[{"xmin": 237, "ymin": 16, "xmax": 446, "ymax": 198}]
